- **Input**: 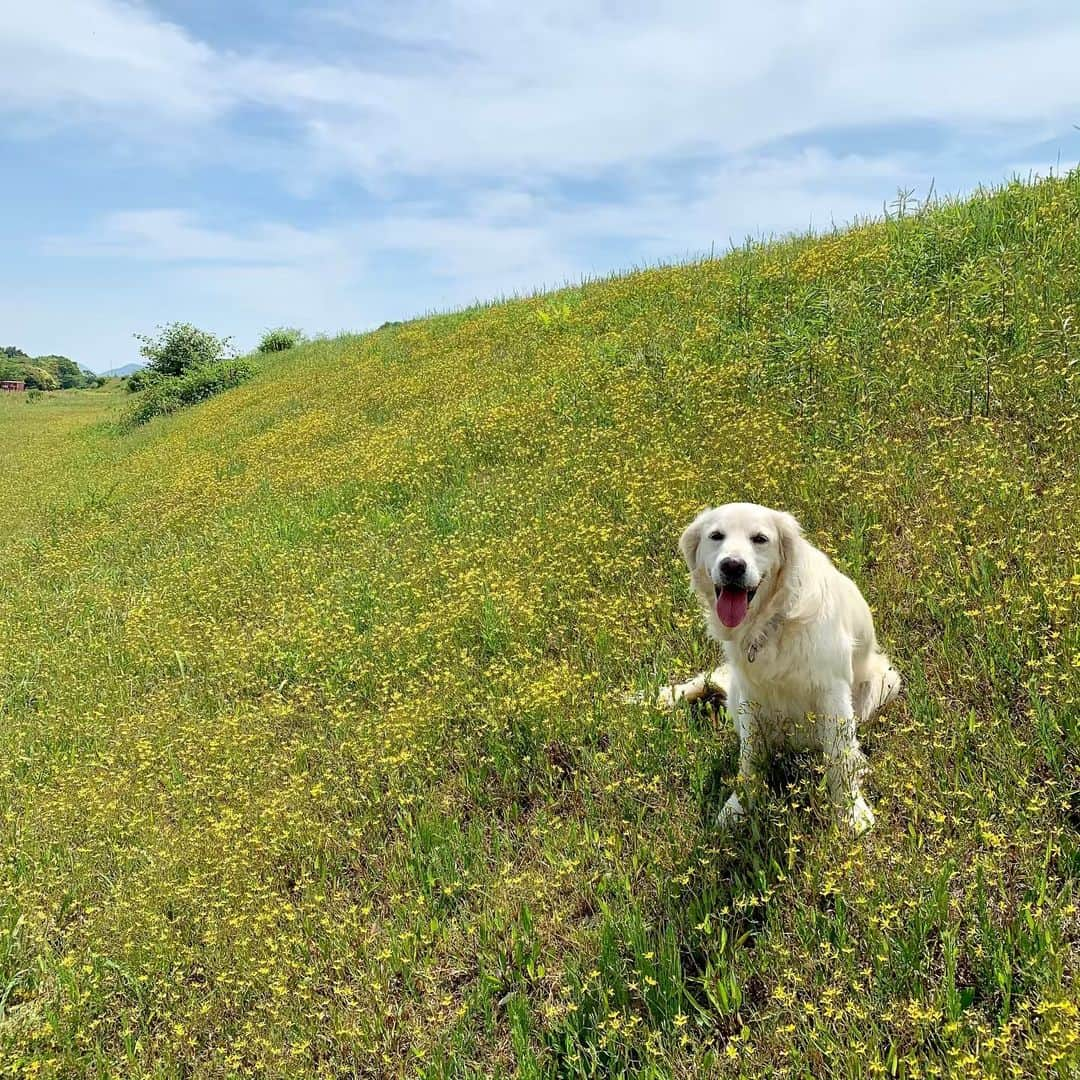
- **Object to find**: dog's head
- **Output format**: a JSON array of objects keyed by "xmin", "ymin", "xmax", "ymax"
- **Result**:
[{"xmin": 679, "ymin": 503, "xmax": 803, "ymax": 637}]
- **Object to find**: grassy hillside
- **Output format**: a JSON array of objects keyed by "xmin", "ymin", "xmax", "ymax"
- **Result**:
[{"xmin": 1, "ymin": 174, "xmax": 1078, "ymax": 1078}]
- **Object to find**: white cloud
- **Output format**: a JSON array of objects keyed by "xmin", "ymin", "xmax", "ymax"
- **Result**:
[
  {"xmin": 44, "ymin": 209, "xmax": 344, "ymax": 264},
  {"xmin": 0, "ymin": 1, "xmax": 218, "ymax": 123},
  {"xmin": 274, "ymin": 0, "xmax": 1080, "ymax": 182},
  {"xmin": 41, "ymin": 147, "xmax": 931, "ymax": 334},
  {"xmin": 7, "ymin": 1, "xmax": 1080, "ymax": 371},
  {"xmin": 4, "ymin": 0, "xmax": 1080, "ymax": 183}
]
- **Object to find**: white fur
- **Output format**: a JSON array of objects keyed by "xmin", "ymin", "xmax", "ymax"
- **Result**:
[{"xmin": 660, "ymin": 503, "xmax": 900, "ymax": 835}]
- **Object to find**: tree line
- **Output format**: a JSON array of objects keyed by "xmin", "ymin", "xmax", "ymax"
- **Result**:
[{"xmin": 1, "ymin": 346, "xmax": 100, "ymax": 390}]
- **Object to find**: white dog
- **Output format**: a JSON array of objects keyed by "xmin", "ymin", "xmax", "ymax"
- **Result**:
[{"xmin": 659, "ymin": 503, "xmax": 900, "ymax": 834}]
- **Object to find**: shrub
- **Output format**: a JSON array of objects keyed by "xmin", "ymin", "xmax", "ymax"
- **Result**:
[
  {"xmin": 26, "ymin": 388, "xmax": 42, "ymax": 403},
  {"xmin": 122, "ymin": 357, "xmax": 256, "ymax": 426},
  {"xmin": 135, "ymin": 323, "xmax": 235, "ymax": 378},
  {"xmin": 125, "ymin": 367, "xmax": 164, "ymax": 394},
  {"xmin": 257, "ymin": 327, "xmax": 305, "ymax": 354}
]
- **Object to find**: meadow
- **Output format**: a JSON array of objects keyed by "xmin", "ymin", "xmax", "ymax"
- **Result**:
[{"xmin": 0, "ymin": 173, "xmax": 1077, "ymax": 1078}]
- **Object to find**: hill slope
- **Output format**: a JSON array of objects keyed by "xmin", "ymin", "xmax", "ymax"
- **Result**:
[{"xmin": 1, "ymin": 175, "xmax": 1078, "ymax": 1077}]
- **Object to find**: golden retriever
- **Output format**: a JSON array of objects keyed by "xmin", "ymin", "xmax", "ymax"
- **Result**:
[{"xmin": 659, "ymin": 503, "xmax": 900, "ymax": 834}]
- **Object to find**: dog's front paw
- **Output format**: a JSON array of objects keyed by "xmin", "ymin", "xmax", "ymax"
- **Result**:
[
  {"xmin": 840, "ymin": 795, "xmax": 876, "ymax": 836},
  {"xmin": 716, "ymin": 792, "xmax": 746, "ymax": 830}
]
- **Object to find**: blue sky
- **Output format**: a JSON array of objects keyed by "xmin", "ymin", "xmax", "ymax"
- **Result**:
[{"xmin": 3, "ymin": 2, "xmax": 1080, "ymax": 373}]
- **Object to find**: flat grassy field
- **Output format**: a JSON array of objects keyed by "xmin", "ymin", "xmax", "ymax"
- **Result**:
[{"xmin": 1, "ymin": 175, "xmax": 1078, "ymax": 1078}]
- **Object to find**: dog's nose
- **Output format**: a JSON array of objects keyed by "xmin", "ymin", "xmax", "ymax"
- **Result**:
[{"xmin": 719, "ymin": 556, "xmax": 747, "ymax": 580}]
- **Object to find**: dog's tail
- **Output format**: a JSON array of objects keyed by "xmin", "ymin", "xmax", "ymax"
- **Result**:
[{"xmin": 857, "ymin": 651, "xmax": 902, "ymax": 719}]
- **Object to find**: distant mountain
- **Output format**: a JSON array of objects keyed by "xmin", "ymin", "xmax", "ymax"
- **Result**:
[{"xmin": 100, "ymin": 363, "xmax": 145, "ymax": 378}]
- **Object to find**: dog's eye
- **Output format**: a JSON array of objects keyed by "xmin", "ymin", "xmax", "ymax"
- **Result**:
[
  {"xmin": 751, "ymin": 533, "xmax": 769, "ymax": 545},
  {"xmin": 707, "ymin": 530, "xmax": 725, "ymax": 542}
]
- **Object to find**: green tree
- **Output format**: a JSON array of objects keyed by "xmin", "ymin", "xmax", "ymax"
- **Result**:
[
  {"xmin": 36, "ymin": 355, "xmax": 91, "ymax": 389},
  {"xmin": 135, "ymin": 323, "xmax": 235, "ymax": 378},
  {"xmin": 19, "ymin": 365, "xmax": 59, "ymax": 391}
]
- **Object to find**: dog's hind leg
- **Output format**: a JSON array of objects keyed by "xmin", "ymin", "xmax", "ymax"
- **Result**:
[
  {"xmin": 854, "ymin": 652, "xmax": 902, "ymax": 722},
  {"xmin": 656, "ymin": 665, "xmax": 729, "ymax": 710}
]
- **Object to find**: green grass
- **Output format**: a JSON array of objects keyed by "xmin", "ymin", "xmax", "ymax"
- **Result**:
[{"xmin": 0, "ymin": 173, "xmax": 1078, "ymax": 1078}]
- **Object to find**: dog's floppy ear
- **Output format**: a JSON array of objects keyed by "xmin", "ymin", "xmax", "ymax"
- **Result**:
[
  {"xmin": 773, "ymin": 510, "xmax": 804, "ymax": 565},
  {"xmin": 678, "ymin": 509, "xmax": 712, "ymax": 571}
]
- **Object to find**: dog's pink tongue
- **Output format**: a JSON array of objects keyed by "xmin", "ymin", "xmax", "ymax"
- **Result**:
[{"xmin": 716, "ymin": 587, "xmax": 749, "ymax": 628}]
